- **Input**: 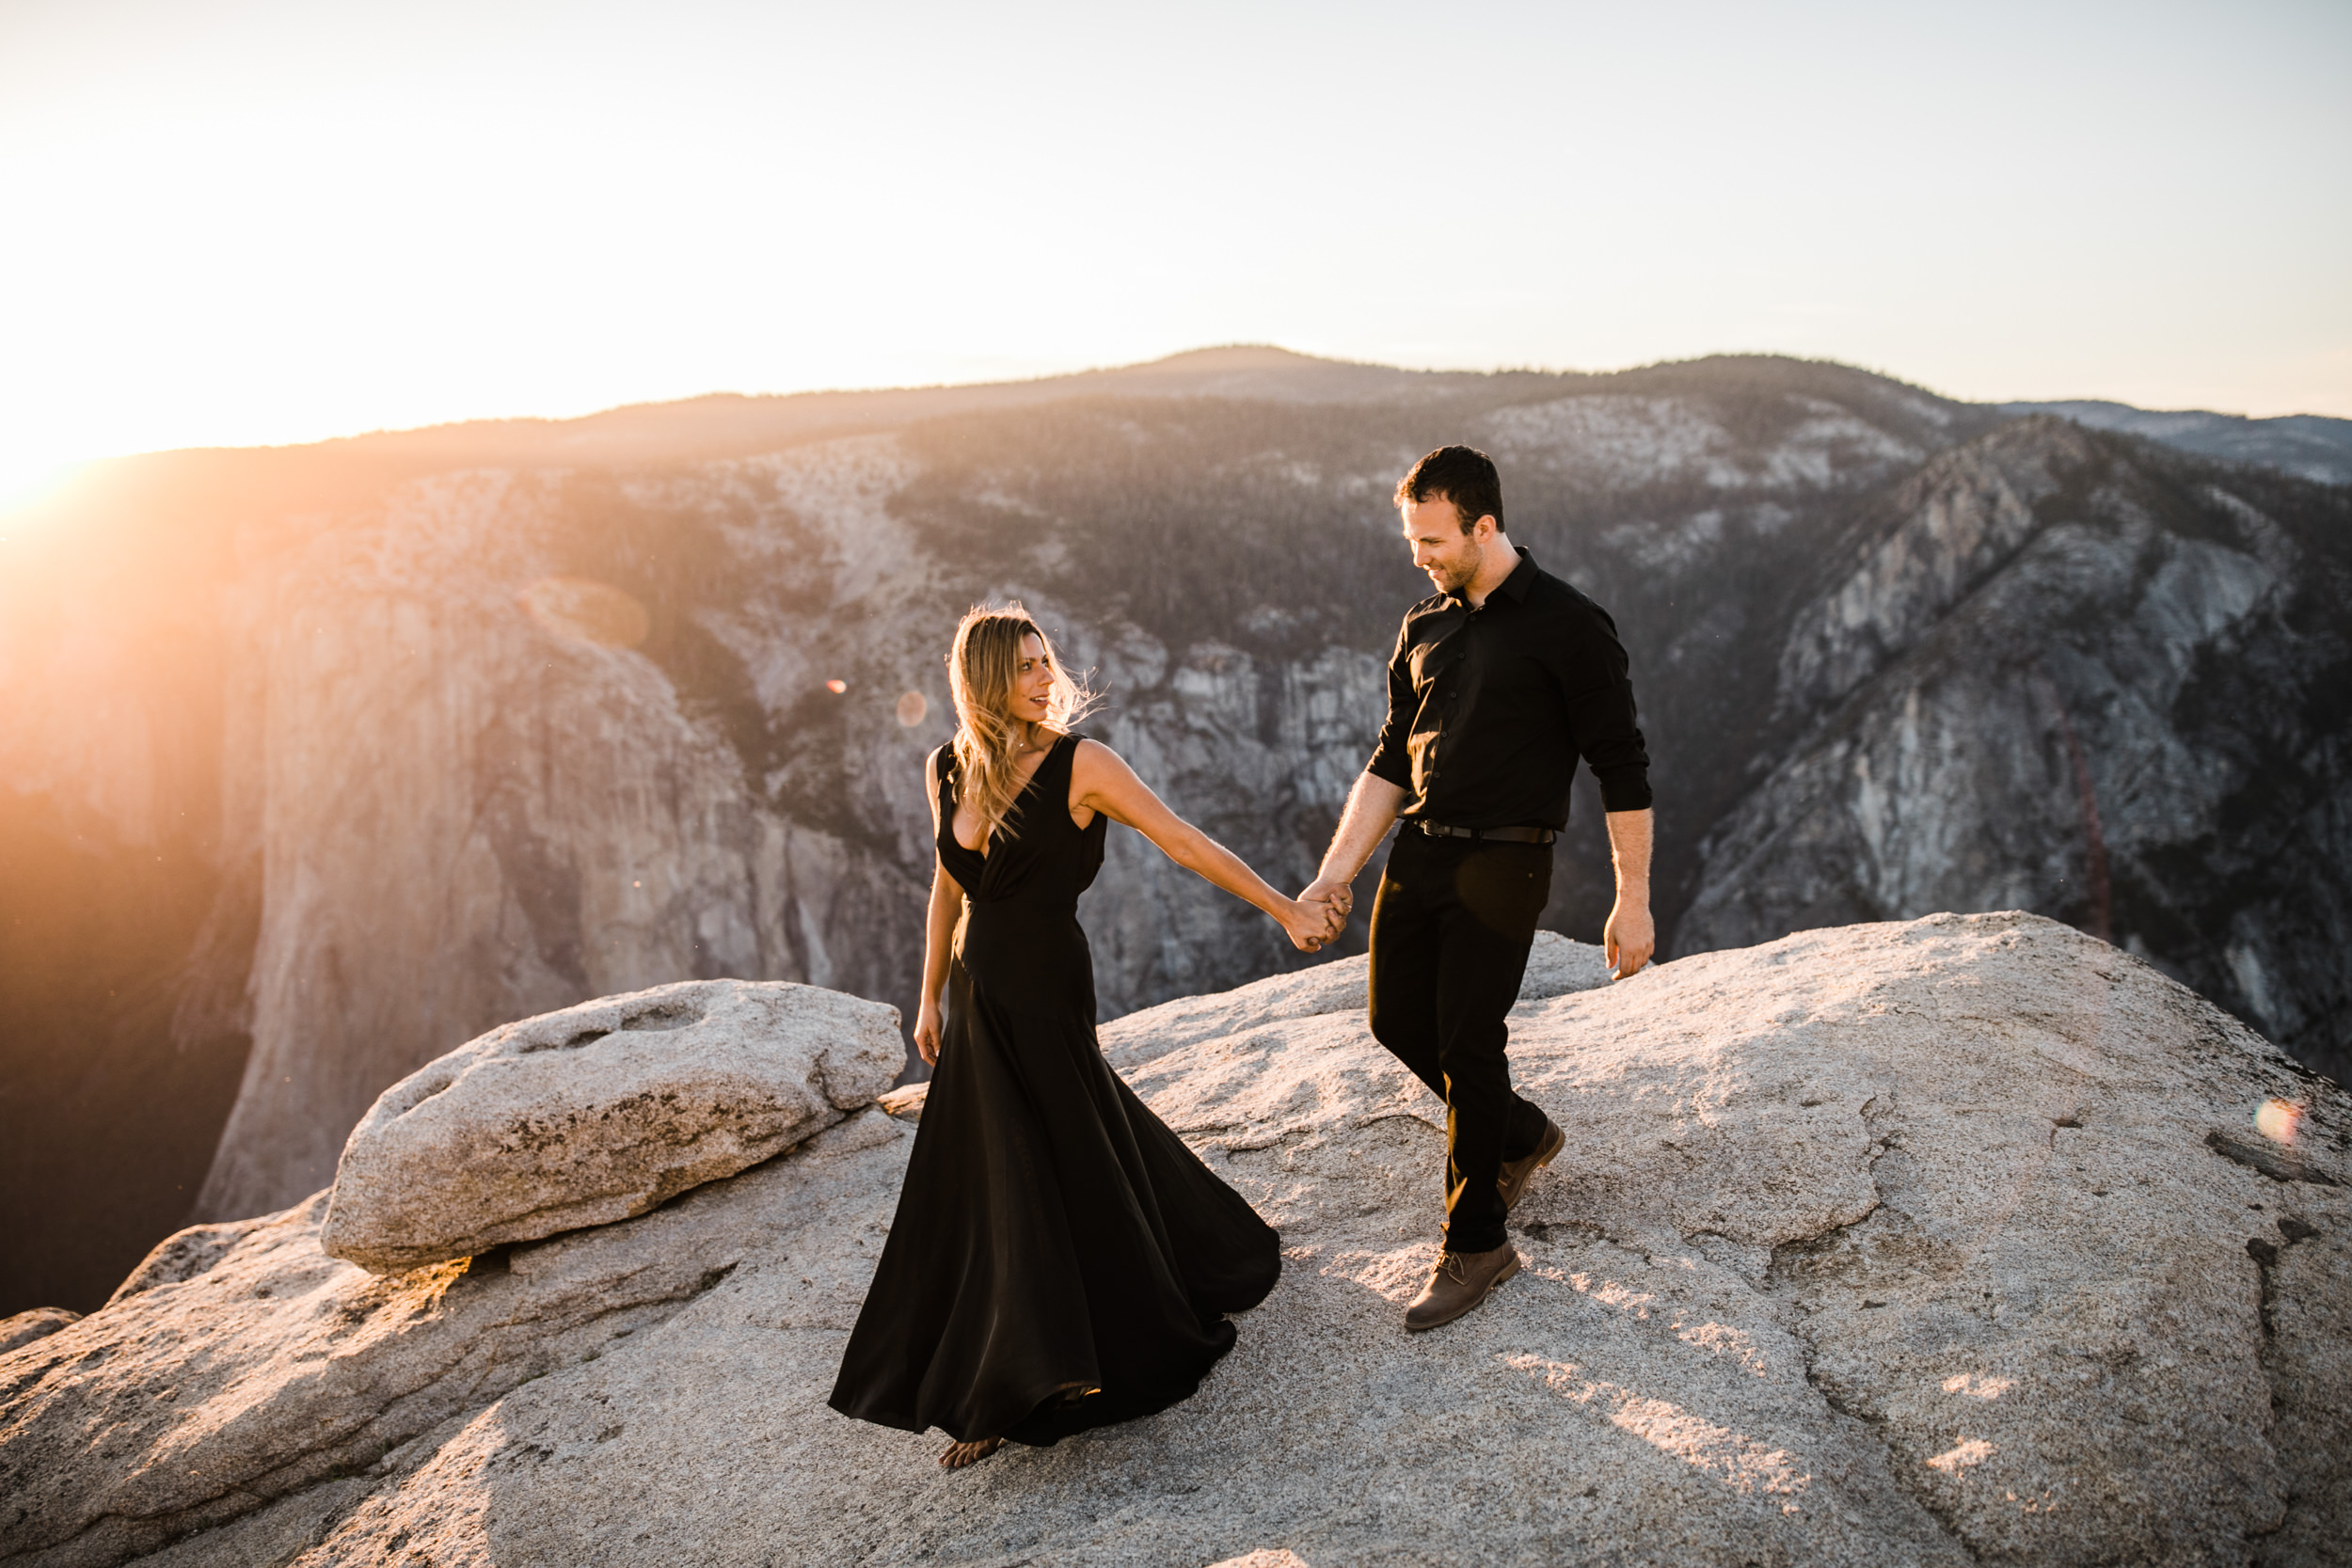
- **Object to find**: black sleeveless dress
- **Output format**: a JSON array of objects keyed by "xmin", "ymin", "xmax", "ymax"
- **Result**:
[{"xmin": 828, "ymin": 733, "xmax": 1281, "ymax": 1446}]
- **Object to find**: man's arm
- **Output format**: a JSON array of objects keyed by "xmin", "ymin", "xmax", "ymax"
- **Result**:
[
  {"xmin": 1303, "ymin": 616, "xmax": 1420, "ymax": 934},
  {"xmin": 1546, "ymin": 602, "xmax": 1654, "ymax": 979},
  {"xmin": 1301, "ymin": 771, "xmax": 1407, "ymax": 925},
  {"xmin": 1602, "ymin": 807, "xmax": 1654, "ymax": 980}
]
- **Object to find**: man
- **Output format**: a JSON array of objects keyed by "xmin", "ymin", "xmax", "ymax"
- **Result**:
[{"xmin": 1303, "ymin": 444, "xmax": 1654, "ymax": 1332}]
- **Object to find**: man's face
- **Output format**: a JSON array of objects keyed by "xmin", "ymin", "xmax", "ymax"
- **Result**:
[{"xmin": 1401, "ymin": 496, "xmax": 1488, "ymax": 595}]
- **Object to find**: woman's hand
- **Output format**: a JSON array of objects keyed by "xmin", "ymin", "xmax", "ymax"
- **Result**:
[{"xmin": 914, "ymin": 999, "xmax": 945, "ymax": 1066}]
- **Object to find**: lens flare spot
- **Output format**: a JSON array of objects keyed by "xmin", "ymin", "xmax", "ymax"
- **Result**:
[
  {"xmin": 2255, "ymin": 1100, "xmax": 2302, "ymax": 1146},
  {"xmin": 896, "ymin": 690, "xmax": 928, "ymax": 727},
  {"xmin": 517, "ymin": 578, "xmax": 648, "ymax": 648},
  {"xmin": 826, "ymin": 679, "xmax": 848, "ymax": 694},
  {"xmin": 1941, "ymin": 1373, "xmax": 2014, "ymax": 1400}
]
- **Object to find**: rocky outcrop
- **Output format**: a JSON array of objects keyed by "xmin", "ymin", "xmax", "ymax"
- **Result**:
[
  {"xmin": 319, "ymin": 979, "xmax": 901, "ymax": 1273},
  {"xmin": 0, "ymin": 1122, "xmax": 904, "ymax": 1568},
  {"xmin": 5, "ymin": 914, "xmax": 2344, "ymax": 1567}
]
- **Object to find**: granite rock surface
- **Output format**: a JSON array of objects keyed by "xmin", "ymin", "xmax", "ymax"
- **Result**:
[
  {"xmin": 3, "ymin": 914, "xmax": 2345, "ymax": 1568},
  {"xmin": 319, "ymin": 979, "xmax": 901, "ymax": 1273},
  {"xmin": 0, "ymin": 1310, "xmax": 77, "ymax": 1357}
]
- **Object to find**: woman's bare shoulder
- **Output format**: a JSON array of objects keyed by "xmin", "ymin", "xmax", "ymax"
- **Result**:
[{"xmin": 1070, "ymin": 737, "xmax": 1143, "ymax": 793}]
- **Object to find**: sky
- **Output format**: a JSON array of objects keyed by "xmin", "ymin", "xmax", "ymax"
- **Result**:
[{"xmin": 2, "ymin": 0, "xmax": 2347, "ymax": 506}]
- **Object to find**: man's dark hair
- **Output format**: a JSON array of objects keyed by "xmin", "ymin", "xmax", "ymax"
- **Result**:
[{"xmin": 1395, "ymin": 445, "xmax": 1504, "ymax": 533}]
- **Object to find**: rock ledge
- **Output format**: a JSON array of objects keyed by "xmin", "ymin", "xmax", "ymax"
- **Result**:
[{"xmin": 4, "ymin": 916, "xmax": 2345, "ymax": 1568}]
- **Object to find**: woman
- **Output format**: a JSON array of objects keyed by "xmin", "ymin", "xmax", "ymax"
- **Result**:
[{"xmin": 828, "ymin": 605, "xmax": 1340, "ymax": 1469}]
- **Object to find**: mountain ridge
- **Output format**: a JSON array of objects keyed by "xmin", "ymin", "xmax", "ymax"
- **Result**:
[
  {"xmin": 2000, "ymin": 399, "xmax": 2352, "ymax": 484},
  {"xmin": 17, "ymin": 348, "xmax": 2338, "ymax": 540}
]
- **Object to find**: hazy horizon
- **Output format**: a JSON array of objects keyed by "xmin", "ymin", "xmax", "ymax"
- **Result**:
[
  {"xmin": 9, "ymin": 340, "xmax": 2346, "ymax": 469},
  {"xmin": 5, "ymin": 0, "xmax": 2346, "ymax": 506}
]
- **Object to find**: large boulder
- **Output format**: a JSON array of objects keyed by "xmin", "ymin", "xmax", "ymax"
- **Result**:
[
  {"xmin": 318, "ymin": 979, "xmax": 901, "ymax": 1273},
  {"xmin": 0, "ymin": 1309, "xmax": 77, "ymax": 1356},
  {"xmin": 4, "ymin": 915, "xmax": 2345, "ymax": 1568}
]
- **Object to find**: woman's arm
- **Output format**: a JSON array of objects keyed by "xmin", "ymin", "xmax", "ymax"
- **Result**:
[
  {"xmin": 914, "ymin": 749, "xmax": 965, "ymax": 1065},
  {"xmin": 914, "ymin": 857, "xmax": 963, "ymax": 1065},
  {"xmin": 1071, "ymin": 739, "xmax": 1338, "ymax": 951}
]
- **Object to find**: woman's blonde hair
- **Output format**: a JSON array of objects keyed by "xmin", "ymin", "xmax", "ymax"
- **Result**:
[{"xmin": 946, "ymin": 604, "xmax": 1099, "ymax": 843}]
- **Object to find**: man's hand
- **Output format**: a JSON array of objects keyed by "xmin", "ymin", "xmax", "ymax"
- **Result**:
[
  {"xmin": 1303, "ymin": 774, "xmax": 1403, "ymax": 937},
  {"xmin": 1279, "ymin": 891, "xmax": 1348, "ymax": 952},
  {"xmin": 1300, "ymin": 876, "xmax": 1354, "ymax": 940},
  {"xmin": 1603, "ymin": 896, "xmax": 1655, "ymax": 980},
  {"xmin": 1601, "ymin": 806, "xmax": 1655, "ymax": 980}
]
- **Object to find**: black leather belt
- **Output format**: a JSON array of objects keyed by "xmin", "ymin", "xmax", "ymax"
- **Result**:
[{"xmin": 1414, "ymin": 821, "xmax": 1556, "ymax": 845}]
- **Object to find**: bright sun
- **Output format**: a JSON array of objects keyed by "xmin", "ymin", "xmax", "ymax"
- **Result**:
[{"xmin": 0, "ymin": 455, "xmax": 88, "ymax": 525}]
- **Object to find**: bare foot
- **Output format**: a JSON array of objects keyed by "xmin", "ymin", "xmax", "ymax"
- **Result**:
[{"xmin": 939, "ymin": 1436, "xmax": 1003, "ymax": 1469}]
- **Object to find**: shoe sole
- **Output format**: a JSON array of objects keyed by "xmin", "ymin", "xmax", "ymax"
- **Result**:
[
  {"xmin": 1501, "ymin": 1121, "xmax": 1565, "ymax": 1212},
  {"xmin": 1404, "ymin": 1251, "xmax": 1522, "ymax": 1334}
]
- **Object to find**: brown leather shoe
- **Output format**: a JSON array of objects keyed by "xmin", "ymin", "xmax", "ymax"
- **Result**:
[
  {"xmin": 1404, "ymin": 1244, "xmax": 1522, "ymax": 1333},
  {"xmin": 1498, "ymin": 1117, "xmax": 1565, "ymax": 1212}
]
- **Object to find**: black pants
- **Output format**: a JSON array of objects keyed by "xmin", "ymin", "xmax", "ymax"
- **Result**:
[{"xmin": 1367, "ymin": 830, "xmax": 1554, "ymax": 1256}]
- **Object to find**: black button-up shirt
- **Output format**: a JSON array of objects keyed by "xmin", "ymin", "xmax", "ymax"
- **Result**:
[{"xmin": 1366, "ymin": 546, "xmax": 1652, "ymax": 830}]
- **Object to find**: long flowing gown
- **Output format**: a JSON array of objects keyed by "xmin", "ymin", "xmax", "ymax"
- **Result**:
[{"xmin": 828, "ymin": 733, "xmax": 1281, "ymax": 1446}]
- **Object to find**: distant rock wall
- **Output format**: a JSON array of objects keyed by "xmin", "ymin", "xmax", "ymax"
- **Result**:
[
  {"xmin": 1682, "ymin": 423, "xmax": 2352, "ymax": 1085},
  {"xmin": 193, "ymin": 471, "xmax": 929, "ymax": 1217}
]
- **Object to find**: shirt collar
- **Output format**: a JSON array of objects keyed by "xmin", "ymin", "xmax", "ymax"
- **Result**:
[{"xmin": 1496, "ymin": 546, "xmax": 1537, "ymax": 602}]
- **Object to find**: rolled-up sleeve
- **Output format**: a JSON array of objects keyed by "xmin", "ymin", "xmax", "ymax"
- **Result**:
[
  {"xmin": 1365, "ymin": 621, "xmax": 1416, "ymax": 788},
  {"xmin": 1557, "ymin": 619, "xmax": 1653, "ymax": 813}
]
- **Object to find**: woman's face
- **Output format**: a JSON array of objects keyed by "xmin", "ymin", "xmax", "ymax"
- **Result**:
[{"xmin": 1010, "ymin": 633, "xmax": 1053, "ymax": 727}]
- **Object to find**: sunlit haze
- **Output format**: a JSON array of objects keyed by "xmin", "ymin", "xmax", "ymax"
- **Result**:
[{"xmin": 3, "ymin": 0, "xmax": 2346, "ymax": 508}]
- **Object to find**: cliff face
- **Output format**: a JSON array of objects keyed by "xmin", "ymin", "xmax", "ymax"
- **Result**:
[
  {"xmin": 3, "ymin": 349, "xmax": 2345, "ymax": 1315},
  {"xmin": 1679, "ymin": 422, "xmax": 2352, "ymax": 1083},
  {"xmin": 196, "ymin": 469, "xmax": 928, "ymax": 1216}
]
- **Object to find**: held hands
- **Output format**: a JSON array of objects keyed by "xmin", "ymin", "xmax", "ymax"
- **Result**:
[
  {"xmin": 1604, "ymin": 895, "xmax": 1655, "ymax": 980},
  {"xmin": 1279, "ymin": 878, "xmax": 1354, "ymax": 952},
  {"xmin": 914, "ymin": 999, "xmax": 945, "ymax": 1067}
]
